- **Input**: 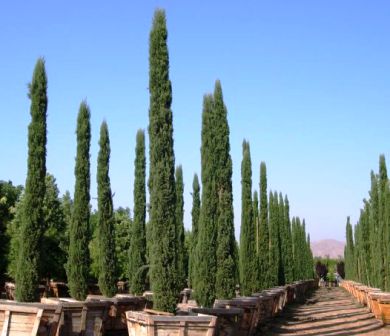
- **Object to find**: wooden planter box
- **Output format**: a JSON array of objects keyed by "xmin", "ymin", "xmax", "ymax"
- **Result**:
[
  {"xmin": 42, "ymin": 298, "xmax": 110, "ymax": 335},
  {"xmin": 86, "ymin": 295, "xmax": 147, "ymax": 336},
  {"xmin": 250, "ymin": 293, "xmax": 274, "ymax": 323},
  {"xmin": 0, "ymin": 301, "xmax": 62, "ymax": 336},
  {"xmin": 126, "ymin": 311, "xmax": 217, "ymax": 336},
  {"xmin": 367, "ymin": 293, "xmax": 390, "ymax": 319},
  {"xmin": 190, "ymin": 307, "xmax": 243, "ymax": 336},
  {"xmin": 214, "ymin": 297, "xmax": 260, "ymax": 336},
  {"xmin": 378, "ymin": 297, "xmax": 390, "ymax": 324}
]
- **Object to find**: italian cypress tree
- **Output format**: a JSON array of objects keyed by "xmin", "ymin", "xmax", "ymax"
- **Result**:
[
  {"xmin": 277, "ymin": 193, "xmax": 285, "ymax": 285},
  {"xmin": 148, "ymin": 9, "xmax": 177, "ymax": 312},
  {"xmin": 283, "ymin": 195, "xmax": 294, "ymax": 283},
  {"xmin": 16, "ymin": 58, "xmax": 47, "ymax": 302},
  {"xmin": 253, "ymin": 191, "xmax": 259, "ymax": 254},
  {"xmin": 67, "ymin": 101, "xmax": 91, "ymax": 301},
  {"xmin": 214, "ymin": 80, "xmax": 237, "ymax": 300},
  {"xmin": 258, "ymin": 162, "xmax": 269, "ymax": 289},
  {"xmin": 239, "ymin": 140, "xmax": 256, "ymax": 295},
  {"xmin": 268, "ymin": 192, "xmax": 279, "ymax": 286},
  {"xmin": 345, "ymin": 217, "xmax": 355, "ymax": 280},
  {"xmin": 175, "ymin": 165, "xmax": 186, "ymax": 290},
  {"xmin": 96, "ymin": 121, "xmax": 116, "ymax": 297},
  {"xmin": 129, "ymin": 130, "xmax": 147, "ymax": 295},
  {"xmin": 189, "ymin": 174, "xmax": 200, "ymax": 288},
  {"xmin": 194, "ymin": 95, "xmax": 217, "ymax": 307},
  {"xmin": 369, "ymin": 172, "xmax": 379, "ymax": 287},
  {"xmin": 378, "ymin": 155, "xmax": 387, "ymax": 289}
]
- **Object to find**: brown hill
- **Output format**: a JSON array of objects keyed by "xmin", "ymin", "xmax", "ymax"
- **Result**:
[{"xmin": 310, "ymin": 239, "xmax": 345, "ymax": 259}]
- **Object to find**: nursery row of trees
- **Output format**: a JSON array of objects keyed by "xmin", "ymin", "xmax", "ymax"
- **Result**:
[
  {"xmin": 0, "ymin": 9, "xmax": 314, "ymax": 312},
  {"xmin": 345, "ymin": 155, "xmax": 390, "ymax": 291}
]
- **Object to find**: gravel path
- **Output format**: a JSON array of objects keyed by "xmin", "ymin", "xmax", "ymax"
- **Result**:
[{"xmin": 259, "ymin": 287, "xmax": 390, "ymax": 335}]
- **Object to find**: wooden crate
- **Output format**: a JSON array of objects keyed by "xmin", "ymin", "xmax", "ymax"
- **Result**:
[
  {"xmin": 0, "ymin": 303, "xmax": 43, "ymax": 335},
  {"xmin": 41, "ymin": 298, "xmax": 109, "ymax": 336},
  {"xmin": 86, "ymin": 295, "xmax": 147, "ymax": 336},
  {"xmin": 378, "ymin": 297, "xmax": 390, "ymax": 324},
  {"xmin": 189, "ymin": 307, "xmax": 243, "ymax": 336},
  {"xmin": 0, "ymin": 300, "xmax": 62, "ymax": 336},
  {"xmin": 126, "ymin": 311, "xmax": 217, "ymax": 336}
]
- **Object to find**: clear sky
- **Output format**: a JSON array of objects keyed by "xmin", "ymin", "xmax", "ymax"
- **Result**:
[{"xmin": 1, "ymin": 1, "xmax": 390, "ymax": 242}]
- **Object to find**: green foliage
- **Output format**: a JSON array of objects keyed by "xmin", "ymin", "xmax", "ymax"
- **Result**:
[
  {"xmin": 96, "ymin": 121, "xmax": 117, "ymax": 297},
  {"xmin": 253, "ymin": 190, "xmax": 259, "ymax": 254},
  {"xmin": 114, "ymin": 208, "xmax": 132, "ymax": 280},
  {"xmin": 175, "ymin": 165, "xmax": 187, "ymax": 290},
  {"xmin": 67, "ymin": 101, "xmax": 91, "ymax": 301},
  {"xmin": 283, "ymin": 196, "xmax": 294, "ymax": 283},
  {"xmin": 0, "ymin": 181, "xmax": 22, "ymax": 280},
  {"xmin": 268, "ymin": 192, "xmax": 279, "ymax": 286},
  {"xmin": 148, "ymin": 9, "xmax": 178, "ymax": 313},
  {"xmin": 129, "ymin": 130, "xmax": 147, "ymax": 295},
  {"xmin": 189, "ymin": 174, "xmax": 200, "ymax": 288},
  {"xmin": 258, "ymin": 162, "xmax": 270, "ymax": 290},
  {"xmin": 239, "ymin": 140, "xmax": 257, "ymax": 295},
  {"xmin": 194, "ymin": 95, "xmax": 217, "ymax": 307},
  {"xmin": 41, "ymin": 174, "xmax": 67, "ymax": 281},
  {"xmin": 16, "ymin": 58, "xmax": 47, "ymax": 302},
  {"xmin": 213, "ymin": 81, "xmax": 237, "ymax": 301}
]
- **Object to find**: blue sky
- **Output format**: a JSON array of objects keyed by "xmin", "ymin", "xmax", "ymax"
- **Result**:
[{"xmin": 1, "ymin": 1, "xmax": 390, "ymax": 242}]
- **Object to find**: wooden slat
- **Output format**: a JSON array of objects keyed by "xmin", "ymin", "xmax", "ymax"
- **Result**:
[
  {"xmin": 31, "ymin": 309, "xmax": 43, "ymax": 336},
  {"xmin": 1, "ymin": 311, "xmax": 10, "ymax": 336}
]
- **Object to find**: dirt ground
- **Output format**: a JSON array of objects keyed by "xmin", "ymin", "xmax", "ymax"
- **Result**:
[{"xmin": 259, "ymin": 287, "xmax": 390, "ymax": 335}]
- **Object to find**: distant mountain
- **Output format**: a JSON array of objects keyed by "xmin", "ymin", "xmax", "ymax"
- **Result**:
[{"xmin": 310, "ymin": 239, "xmax": 345, "ymax": 259}]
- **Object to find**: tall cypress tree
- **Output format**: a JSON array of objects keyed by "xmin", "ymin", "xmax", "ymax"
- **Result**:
[
  {"xmin": 239, "ymin": 140, "xmax": 256, "ymax": 295},
  {"xmin": 96, "ymin": 121, "xmax": 116, "ymax": 297},
  {"xmin": 16, "ymin": 58, "xmax": 47, "ymax": 302},
  {"xmin": 67, "ymin": 101, "xmax": 91, "ymax": 301},
  {"xmin": 148, "ymin": 9, "xmax": 177, "ymax": 313},
  {"xmin": 129, "ymin": 130, "xmax": 147, "ymax": 295},
  {"xmin": 253, "ymin": 191, "xmax": 259, "ymax": 254},
  {"xmin": 189, "ymin": 174, "xmax": 200, "ymax": 288},
  {"xmin": 258, "ymin": 162, "xmax": 269, "ymax": 290},
  {"xmin": 345, "ymin": 216, "xmax": 355, "ymax": 280},
  {"xmin": 369, "ymin": 172, "xmax": 379, "ymax": 287},
  {"xmin": 268, "ymin": 192, "xmax": 278, "ymax": 286},
  {"xmin": 283, "ymin": 195, "xmax": 294, "ymax": 283},
  {"xmin": 175, "ymin": 165, "xmax": 186, "ymax": 290},
  {"xmin": 194, "ymin": 95, "xmax": 217, "ymax": 307},
  {"xmin": 277, "ymin": 193, "xmax": 285, "ymax": 285},
  {"xmin": 378, "ymin": 155, "xmax": 387, "ymax": 289},
  {"xmin": 214, "ymin": 81, "xmax": 237, "ymax": 300}
]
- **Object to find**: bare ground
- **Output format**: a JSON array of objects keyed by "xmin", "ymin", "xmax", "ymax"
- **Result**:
[{"xmin": 258, "ymin": 287, "xmax": 390, "ymax": 335}]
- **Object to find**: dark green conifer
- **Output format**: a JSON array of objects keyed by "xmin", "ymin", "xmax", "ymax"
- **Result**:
[
  {"xmin": 194, "ymin": 95, "xmax": 217, "ymax": 307},
  {"xmin": 129, "ymin": 130, "xmax": 147, "ymax": 295},
  {"xmin": 67, "ymin": 101, "xmax": 91, "ymax": 301},
  {"xmin": 378, "ymin": 155, "xmax": 388, "ymax": 289},
  {"xmin": 239, "ymin": 140, "xmax": 256, "ymax": 295},
  {"xmin": 175, "ymin": 165, "xmax": 186, "ymax": 290},
  {"xmin": 148, "ymin": 9, "xmax": 177, "ymax": 313},
  {"xmin": 16, "ymin": 58, "xmax": 47, "ymax": 302},
  {"xmin": 189, "ymin": 174, "xmax": 200, "ymax": 288},
  {"xmin": 253, "ymin": 191, "xmax": 259, "ymax": 254},
  {"xmin": 283, "ymin": 196, "xmax": 294, "ymax": 283},
  {"xmin": 213, "ymin": 81, "xmax": 237, "ymax": 300},
  {"xmin": 277, "ymin": 193, "xmax": 285, "ymax": 285},
  {"xmin": 96, "ymin": 121, "xmax": 116, "ymax": 297},
  {"xmin": 268, "ymin": 192, "xmax": 279, "ymax": 286},
  {"xmin": 258, "ymin": 162, "xmax": 269, "ymax": 289}
]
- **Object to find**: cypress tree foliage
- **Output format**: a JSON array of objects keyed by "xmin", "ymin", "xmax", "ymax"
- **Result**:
[
  {"xmin": 175, "ymin": 165, "xmax": 186, "ymax": 290},
  {"xmin": 189, "ymin": 174, "xmax": 200, "ymax": 288},
  {"xmin": 253, "ymin": 191, "xmax": 259, "ymax": 254},
  {"xmin": 195, "ymin": 95, "xmax": 217, "ymax": 307},
  {"xmin": 114, "ymin": 208, "xmax": 132, "ymax": 280},
  {"xmin": 67, "ymin": 101, "xmax": 91, "ymax": 301},
  {"xmin": 378, "ymin": 155, "xmax": 388, "ymax": 290},
  {"xmin": 16, "ymin": 58, "xmax": 47, "ymax": 302},
  {"xmin": 239, "ymin": 140, "xmax": 256, "ymax": 295},
  {"xmin": 277, "ymin": 193, "xmax": 285, "ymax": 285},
  {"xmin": 268, "ymin": 192, "xmax": 279, "ymax": 286},
  {"xmin": 258, "ymin": 162, "xmax": 270, "ymax": 290},
  {"xmin": 129, "ymin": 130, "xmax": 147, "ymax": 295},
  {"xmin": 96, "ymin": 121, "xmax": 116, "ymax": 297},
  {"xmin": 148, "ymin": 9, "xmax": 177, "ymax": 313},
  {"xmin": 344, "ymin": 217, "xmax": 355, "ymax": 280},
  {"xmin": 213, "ymin": 81, "xmax": 237, "ymax": 300},
  {"xmin": 369, "ymin": 172, "xmax": 379, "ymax": 287},
  {"xmin": 283, "ymin": 195, "xmax": 294, "ymax": 283}
]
